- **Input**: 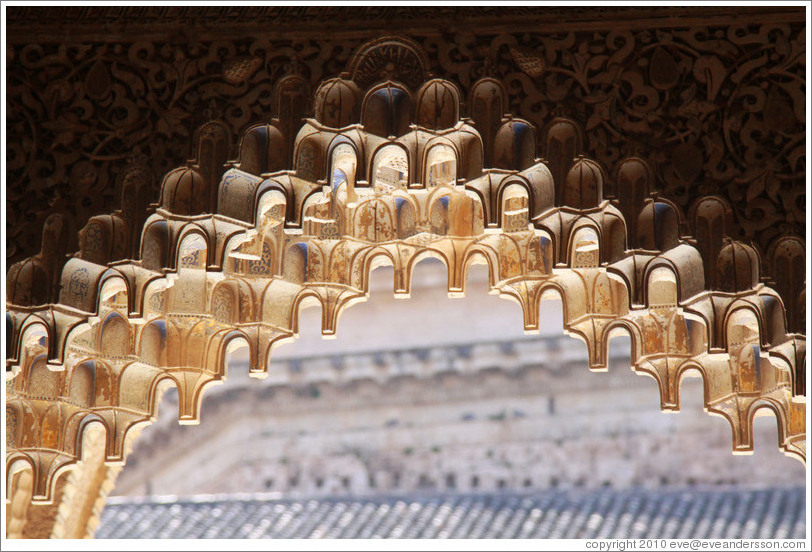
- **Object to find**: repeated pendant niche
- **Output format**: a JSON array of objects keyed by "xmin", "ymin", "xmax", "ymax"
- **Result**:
[
  {"xmin": 362, "ymin": 82, "xmax": 412, "ymax": 138},
  {"xmin": 544, "ymin": 118, "xmax": 583, "ymax": 205},
  {"xmin": 470, "ymin": 78, "xmax": 507, "ymax": 168},
  {"xmin": 637, "ymin": 200, "xmax": 680, "ymax": 253},
  {"xmin": 6, "ymin": 214, "xmax": 70, "ymax": 307},
  {"xmin": 768, "ymin": 236, "xmax": 805, "ymax": 334},
  {"xmin": 314, "ymin": 78, "xmax": 361, "ymax": 130},
  {"xmin": 237, "ymin": 123, "xmax": 287, "ymax": 176},
  {"xmin": 161, "ymin": 166, "xmax": 210, "ymax": 216},
  {"xmin": 415, "ymin": 79, "xmax": 460, "ymax": 130},
  {"xmin": 613, "ymin": 158, "xmax": 652, "ymax": 246},
  {"xmin": 4, "ymin": 52, "xmax": 808, "ymax": 519},
  {"xmin": 690, "ymin": 196, "xmax": 734, "ymax": 290},
  {"xmin": 493, "ymin": 117, "xmax": 536, "ymax": 172},
  {"xmin": 716, "ymin": 241, "xmax": 760, "ymax": 294},
  {"xmin": 565, "ymin": 158, "xmax": 604, "ymax": 210}
]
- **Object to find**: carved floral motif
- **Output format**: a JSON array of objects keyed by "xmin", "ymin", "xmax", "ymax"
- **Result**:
[{"xmin": 6, "ymin": 22, "xmax": 805, "ymax": 310}]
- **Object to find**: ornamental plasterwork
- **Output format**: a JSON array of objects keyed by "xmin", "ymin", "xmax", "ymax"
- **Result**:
[
  {"xmin": 6, "ymin": 12, "xmax": 806, "ymax": 341},
  {"xmin": 4, "ymin": 34, "xmax": 807, "ymax": 539}
]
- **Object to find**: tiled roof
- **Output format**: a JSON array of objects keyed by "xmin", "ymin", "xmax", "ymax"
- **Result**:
[{"xmin": 96, "ymin": 487, "xmax": 806, "ymax": 539}]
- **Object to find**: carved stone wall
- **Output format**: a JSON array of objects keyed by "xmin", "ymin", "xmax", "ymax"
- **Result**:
[{"xmin": 6, "ymin": 7, "xmax": 806, "ymax": 333}]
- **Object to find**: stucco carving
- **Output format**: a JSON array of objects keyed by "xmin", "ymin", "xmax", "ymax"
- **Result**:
[
  {"xmin": 6, "ymin": 11, "xmax": 806, "ymax": 336},
  {"xmin": 4, "ymin": 31, "xmax": 807, "ymax": 539}
]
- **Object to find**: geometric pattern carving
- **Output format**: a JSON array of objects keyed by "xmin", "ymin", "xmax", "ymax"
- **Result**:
[{"xmin": 4, "ymin": 30, "xmax": 806, "ymax": 538}]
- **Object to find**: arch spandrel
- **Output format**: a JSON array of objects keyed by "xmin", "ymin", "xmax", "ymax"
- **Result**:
[{"xmin": 4, "ymin": 38, "xmax": 805, "ymax": 526}]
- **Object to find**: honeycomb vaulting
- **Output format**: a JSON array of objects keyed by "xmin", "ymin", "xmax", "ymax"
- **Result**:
[{"xmin": 5, "ymin": 37, "xmax": 806, "ymax": 538}]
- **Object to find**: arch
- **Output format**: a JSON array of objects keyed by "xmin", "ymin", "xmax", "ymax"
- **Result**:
[
  {"xmin": 97, "ymin": 273, "xmax": 130, "ymax": 314},
  {"xmin": 328, "ymin": 138, "xmax": 361, "ymax": 197},
  {"xmin": 637, "ymin": 199, "xmax": 681, "ymax": 252},
  {"xmin": 160, "ymin": 165, "xmax": 209, "ymax": 216},
  {"xmin": 647, "ymin": 266, "xmax": 678, "ymax": 308},
  {"xmin": 301, "ymin": 192, "xmax": 331, "ymax": 236},
  {"xmin": 26, "ymin": 356, "xmax": 61, "ymax": 398},
  {"xmin": 429, "ymin": 194, "xmax": 450, "ymax": 235},
  {"xmin": 58, "ymin": 257, "xmax": 107, "ymax": 313},
  {"xmin": 565, "ymin": 158, "xmax": 604, "ymax": 210},
  {"xmin": 14, "ymin": 317, "xmax": 50, "ymax": 367},
  {"xmin": 414, "ymin": 79, "xmax": 460, "ymax": 130},
  {"xmin": 314, "ymin": 78, "xmax": 361, "ymax": 129},
  {"xmin": 177, "ymin": 229, "xmax": 208, "ymax": 270},
  {"xmin": 746, "ymin": 399, "xmax": 790, "ymax": 455},
  {"xmin": 602, "ymin": 319, "xmax": 644, "ymax": 367},
  {"xmin": 725, "ymin": 305, "xmax": 764, "ymax": 394},
  {"xmin": 370, "ymin": 143, "xmax": 410, "ymax": 189},
  {"xmin": 423, "ymin": 141, "xmax": 458, "ymax": 188},
  {"xmin": 358, "ymin": 247, "xmax": 399, "ymax": 295},
  {"xmin": 5, "ymin": 61, "xmax": 808, "ymax": 528},
  {"xmin": 448, "ymin": 190, "xmax": 484, "ymax": 238},
  {"xmin": 217, "ymin": 168, "xmax": 266, "ymax": 224},
  {"xmin": 717, "ymin": 240, "xmax": 760, "ymax": 294},
  {"xmin": 670, "ymin": 359, "xmax": 711, "ymax": 412},
  {"xmin": 395, "ymin": 196, "xmax": 417, "ymax": 239},
  {"xmin": 405, "ymin": 248, "xmax": 451, "ymax": 283},
  {"xmin": 569, "ymin": 225, "xmax": 601, "ymax": 269},
  {"xmin": 644, "ymin": 244, "xmax": 705, "ymax": 304},
  {"xmin": 290, "ymin": 290, "xmax": 326, "ymax": 337},
  {"xmin": 725, "ymin": 303, "xmax": 763, "ymax": 349},
  {"xmin": 757, "ymin": 291, "xmax": 787, "ymax": 347},
  {"xmin": 214, "ymin": 330, "xmax": 255, "ymax": 377},
  {"xmin": 118, "ymin": 363, "xmax": 172, "ymax": 414},
  {"xmin": 40, "ymin": 404, "xmax": 64, "ymax": 450},
  {"xmin": 254, "ymin": 188, "xmax": 287, "ymax": 227},
  {"xmin": 283, "ymin": 242, "xmax": 309, "ymax": 284},
  {"xmin": 211, "ymin": 282, "xmax": 240, "ymax": 325},
  {"xmin": 493, "ymin": 118, "xmax": 536, "ymax": 171},
  {"xmin": 521, "ymin": 164, "xmax": 555, "ymax": 219},
  {"xmin": 237, "ymin": 123, "xmax": 286, "ymax": 176},
  {"xmin": 690, "ymin": 195, "xmax": 733, "ymax": 289},
  {"xmin": 361, "ymin": 81, "xmax": 412, "ymax": 138},
  {"xmin": 139, "ymin": 318, "xmax": 181, "ymax": 368},
  {"xmin": 601, "ymin": 212, "xmax": 627, "ymax": 264},
  {"xmin": 140, "ymin": 219, "xmax": 170, "ymax": 272},
  {"xmin": 499, "ymin": 182, "xmax": 530, "ymax": 232},
  {"xmin": 470, "ymin": 77, "xmax": 508, "ymax": 167},
  {"xmin": 294, "ymin": 133, "xmax": 325, "ymax": 184},
  {"xmin": 98, "ymin": 312, "xmax": 131, "ymax": 358},
  {"xmin": 461, "ymin": 245, "xmax": 500, "ymax": 290},
  {"xmin": 612, "ymin": 157, "xmax": 653, "ymax": 240},
  {"xmin": 68, "ymin": 360, "xmax": 96, "ymax": 407},
  {"xmin": 543, "ymin": 117, "xmax": 584, "ymax": 203},
  {"xmin": 78, "ymin": 215, "xmax": 127, "ymax": 266},
  {"xmin": 6, "ymin": 257, "xmax": 50, "ymax": 308},
  {"xmin": 454, "ymin": 124, "xmax": 485, "ymax": 183},
  {"xmin": 768, "ymin": 236, "xmax": 805, "ymax": 333}
]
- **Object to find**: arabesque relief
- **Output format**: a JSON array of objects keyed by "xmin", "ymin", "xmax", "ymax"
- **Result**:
[{"xmin": 5, "ymin": 31, "xmax": 806, "ymax": 538}]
